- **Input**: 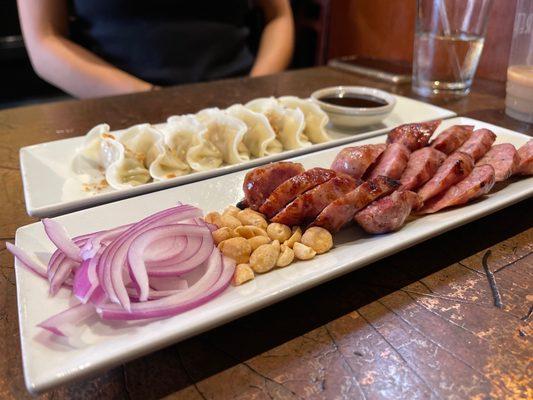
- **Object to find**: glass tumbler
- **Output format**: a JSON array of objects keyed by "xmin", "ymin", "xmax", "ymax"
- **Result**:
[
  {"xmin": 505, "ymin": 0, "xmax": 533, "ymax": 123},
  {"xmin": 412, "ymin": 0, "xmax": 493, "ymax": 97}
]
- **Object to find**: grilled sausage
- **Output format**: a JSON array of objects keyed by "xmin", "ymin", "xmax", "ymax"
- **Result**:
[
  {"xmin": 354, "ymin": 191, "xmax": 421, "ymax": 234},
  {"xmin": 418, "ymin": 152, "xmax": 474, "ymax": 203},
  {"xmin": 514, "ymin": 139, "xmax": 533, "ymax": 176},
  {"xmin": 312, "ymin": 176, "xmax": 400, "ymax": 232},
  {"xmin": 456, "ymin": 128, "xmax": 496, "ymax": 161},
  {"xmin": 387, "ymin": 120, "xmax": 441, "ymax": 151},
  {"xmin": 419, "ymin": 165, "xmax": 496, "ymax": 214},
  {"xmin": 399, "ymin": 147, "xmax": 447, "ymax": 191},
  {"xmin": 367, "ymin": 143, "xmax": 410, "ymax": 180},
  {"xmin": 242, "ymin": 162, "xmax": 305, "ymax": 210},
  {"xmin": 430, "ymin": 125, "xmax": 474, "ymax": 154},
  {"xmin": 259, "ymin": 168, "xmax": 337, "ymax": 218},
  {"xmin": 271, "ymin": 175, "xmax": 358, "ymax": 226},
  {"xmin": 476, "ymin": 143, "xmax": 520, "ymax": 181},
  {"xmin": 330, "ymin": 144, "xmax": 386, "ymax": 179}
]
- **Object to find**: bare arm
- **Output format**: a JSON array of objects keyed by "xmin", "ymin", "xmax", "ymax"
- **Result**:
[
  {"xmin": 250, "ymin": 0, "xmax": 294, "ymax": 77},
  {"xmin": 17, "ymin": 0, "xmax": 153, "ymax": 98}
]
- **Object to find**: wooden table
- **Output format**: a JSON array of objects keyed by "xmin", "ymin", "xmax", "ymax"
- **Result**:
[{"xmin": 1, "ymin": 67, "xmax": 532, "ymax": 399}]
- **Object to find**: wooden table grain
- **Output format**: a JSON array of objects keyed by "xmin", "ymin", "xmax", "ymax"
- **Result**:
[{"xmin": 0, "ymin": 67, "xmax": 531, "ymax": 400}]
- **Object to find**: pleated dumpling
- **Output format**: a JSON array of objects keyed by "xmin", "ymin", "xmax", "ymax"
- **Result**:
[
  {"xmin": 101, "ymin": 124, "xmax": 162, "ymax": 189},
  {"xmin": 116, "ymin": 123, "xmax": 162, "ymax": 168},
  {"xmin": 226, "ymin": 104, "xmax": 282, "ymax": 157},
  {"xmin": 245, "ymin": 97, "xmax": 309, "ymax": 150},
  {"xmin": 279, "ymin": 96, "xmax": 330, "ymax": 143},
  {"xmin": 196, "ymin": 108, "xmax": 249, "ymax": 164},
  {"xmin": 78, "ymin": 123, "xmax": 114, "ymax": 167},
  {"xmin": 149, "ymin": 115, "xmax": 204, "ymax": 180},
  {"xmin": 101, "ymin": 137, "xmax": 151, "ymax": 189}
]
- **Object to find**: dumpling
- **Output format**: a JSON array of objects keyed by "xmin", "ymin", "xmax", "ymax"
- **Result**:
[
  {"xmin": 245, "ymin": 97, "xmax": 309, "ymax": 150},
  {"xmin": 226, "ymin": 104, "xmax": 282, "ymax": 157},
  {"xmin": 115, "ymin": 123, "xmax": 163, "ymax": 169},
  {"xmin": 186, "ymin": 139, "xmax": 223, "ymax": 171},
  {"xmin": 78, "ymin": 123, "xmax": 113, "ymax": 167},
  {"xmin": 149, "ymin": 115, "xmax": 205, "ymax": 180},
  {"xmin": 279, "ymin": 96, "xmax": 330, "ymax": 143},
  {"xmin": 196, "ymin": 108, "xmax": 249, "ymax": 164},
  {"xmin": 102, "ymin": 137, "xmax": 151, "ymax": 189}
]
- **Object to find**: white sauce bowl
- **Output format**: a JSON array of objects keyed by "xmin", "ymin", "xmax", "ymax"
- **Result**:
[{"xmin": 311, "ymin": 86, "xmax": 396, "ymax": 128}]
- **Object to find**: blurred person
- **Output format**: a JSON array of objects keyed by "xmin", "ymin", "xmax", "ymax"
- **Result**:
[{"xmin": 17, "ymin": 0, "xmax": 294, "ymax": 98}]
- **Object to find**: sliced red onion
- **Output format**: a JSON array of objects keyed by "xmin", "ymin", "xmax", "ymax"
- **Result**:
[
  {"xmin": 80, "ymin": 224, "xmax": 132, "ymax": 260},
  {"xmin": 6, "ymin": 242, "xmax": 48, "ymax": 279},
  {"xmin": 37, "ymin": 303, "xmax": 95, "ymax": 337},
  {"xmin": 102, "ymin": 205, "xmax": 203, "ymax": 310},
  {"xmin": 149, "ymin": 276, "xmax": 188, "ymax": 291},
  {"xmin": 42, "ymin": 218, "xmax": 83, "ymax": 262},
  {"xmin": 98, "ymin": 248, "xmax": 234, "ymax": 320},
  {"xmin": 128, "ymin": 224, "xmax": 211, "ymax": 301},
  {"xmin": 49, "ymin": 257, "xmax": 79, "ymax": 295}
]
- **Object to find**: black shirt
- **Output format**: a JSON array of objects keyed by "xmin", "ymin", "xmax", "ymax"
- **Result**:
[{"xmin": 69, "ymin": 0, "xmax": 255, "ymax": 86}]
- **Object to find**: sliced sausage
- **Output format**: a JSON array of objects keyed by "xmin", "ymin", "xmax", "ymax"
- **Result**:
[
  {"xmin": 399, "ymin": 147, "xmax": 447, "ymax": 191},
  {"xmin": 259, "ymin": 168, "xmax": 337, "ymax": 218},
  {"xmin": 476, "ymin": 143, "xmax": 520, "ymax": 182},
  {"xmin": 417, "ymin": 152, "xmax": 474, "ymax": 203},
  {"xmin": 515, "ymin": 139, "xmax": 533, "ymax": 176},
  {"xmin": 242, "ymin": 162, "xmax": 305, "ymax": 210},
  {"xmin": 330, "ymin": 144, "xmax": 386, "ymax": 179},
  {"xmin": 354, "ymin": 191, "xmax": 421, "ymax": 234},
  {"xmin": 455, "ymin": 128, "xmax": 496, "ymax": 161},
  {"xmin": 271, "ymin": 175, "xmax": 358, "ymax": 226},
  {"xmin": 430, "ymin": 125, "xmax": 474, "ymax": 154},
  {"xmin": 387, "ymin": 120, "xmax": 441, "ymax": 151},
  {"xmin": 420, "ymin": 165, "xmax": 496, "ymax": 214},
  {"xmin": 312, "ymin": 176, "xmax": 400, "ymax": 232},
  {"xmin": 367, "ymin": 143, "xmax": 410, "ymax": 180}
]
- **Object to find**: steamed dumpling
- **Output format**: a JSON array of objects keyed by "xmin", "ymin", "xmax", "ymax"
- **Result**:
[
  {"xmin": 186, "ymin": 139, "xmax": 223, "ymax": 171},
  {"xmin": 279, "ymin": 96, "xmax": 330, "ymax": 143},
  {"xmin": 196, "ymin": 108, "xmax": 249, "ymax": 164},
  {"xmin": 79, "ymin": 123, "xmax": 114, "ymax": 167},
  {"xmin": 226, "ymin": 104, "xmax": 282, "ymax": 157},
  {"xmin": 245, "ymin": 97, "xmax": 309, "ymax": 150},
  {"xmin": 149, "ymin": 115, "xmax": 205, "ymax": 180},
  {"xmin": 116, "ymin": 124, "xmax": 163, "ymax": 168},
  {"xmin": 102, "ymin": 137, "xmax": 151, "ymax": 189}
]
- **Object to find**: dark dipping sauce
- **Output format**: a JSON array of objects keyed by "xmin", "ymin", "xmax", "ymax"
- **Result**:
[{"xmin": 319, "ymin": 95, "xmax": 388, "ymax": 108}]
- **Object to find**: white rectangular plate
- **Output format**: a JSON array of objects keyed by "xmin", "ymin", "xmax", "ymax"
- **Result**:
[
  {"xmin": 20, "ymin": 95, "xmax": 455, "ymax": 217},
  {"xmin": 14, "ymin": 117, "xmax": 531, "ymax": 394}
]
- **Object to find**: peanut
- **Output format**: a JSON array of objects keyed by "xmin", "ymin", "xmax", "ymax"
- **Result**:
[
  {"xmin": 283, "ymin": 226, "xmax": 302, "ymax": 248},
  {"xmin": 293, "ymin": 242, "xmax": 316, "ymax": 260},
  {"xmin": 267, "ymin": 223, "xmax": 292, "ymax": 242},
  {"xmin": 301, "ymin": 227, "xmax": 333, "ymax": 254},
  {"xmin": 248, "ymin": 235, "xmax": 271, "ymax": 250},
  {"xmin": 212, "ymin": 227, "xmax": 234, "ymax": 245},
  {"xmin": 249, "ymin": 243, "xmax": 280, "ymax": 273},
  {"xmin": 276, "ymin": 244, "xmax": 294, "ymax": 267},
  {"xmin": 218, "ymin": 237, "xmax": 251, "ymax": 264},
  {"xmin": 232, "ymin": 263, "xmax": 255, "ymax": 286}
]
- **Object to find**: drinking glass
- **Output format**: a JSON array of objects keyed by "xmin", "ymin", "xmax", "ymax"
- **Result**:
[
  {"xmin": 505, "ymin": 0, "xmax": 533, "ymax": 123},
  {"xmin": 412, "ymin": 0, "xmax": 493, "ymax": 97}
]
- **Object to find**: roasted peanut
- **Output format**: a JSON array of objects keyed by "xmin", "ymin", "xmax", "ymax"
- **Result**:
[
  {"xmin": 249, "ymin": 243, "xmax": 280, "ymax": 273},
  {"xmin": 232, "ymin": 263, "xmax": 255, "ymax": 286},
  {"xmin": 283, "ymin": 226, "xmax": 302, "ymax": 248},
  {"xmin": 204, "ymin": 211, "xmax": 222, "ymax": 228},
  {"xmin": 223, "ymin": 205, "xmax": 241, "ymax": 218},
  {"xmin": 234, "ymin": 225, "xmax": 268, "ymax": 239},
  {"xmin": 248, "ymin": 235, "xmax": 271, "ymax": 250},
  {"xmin": 220, "ymin": 214, "xmax": 242, "ymax": 230},
  {"xmin": 212, "ymin": 227, "xmax": 234, "ymax": 245},
  {"xmin": 293, "ymin": 242, "xmax": 316, "ymax": 260},
  {"xmin": 237, "ymin": 209, "xmax": 268, "ymax": 229},
  {"xmin": 267, "ymin": 223, "xmax": 292, "ymax": 242},
  {"xmin": 276, "ymin": 244, "xmax": 294, "ymax": 267},
  {"xmin": 218, "ymin": 237, "xmax": 251, "ymax": 264},
  {"xmin": 301, "ymin": 227, "xmax": 333, "ymax": 254}
]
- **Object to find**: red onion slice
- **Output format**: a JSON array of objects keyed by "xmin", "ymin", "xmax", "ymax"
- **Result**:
[
  {"xmin": 6, "ymin": 242, "xmax": 48, "ymax": 279},
  {"xmin": 42, "ymin": 218, "xmax": 83, "ymax": 262},
  {"xmin": 37, "ymin": 303, "xmax": 95, "ymax": 337},
  {"xmin": 127, "ymin": 224, "xmax": 211, "ymax": 301}
]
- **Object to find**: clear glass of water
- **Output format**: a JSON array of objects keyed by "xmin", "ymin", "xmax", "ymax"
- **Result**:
[{"xmin": 413, "ymin": 0, "xmax": 493, "ymax": 97}]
